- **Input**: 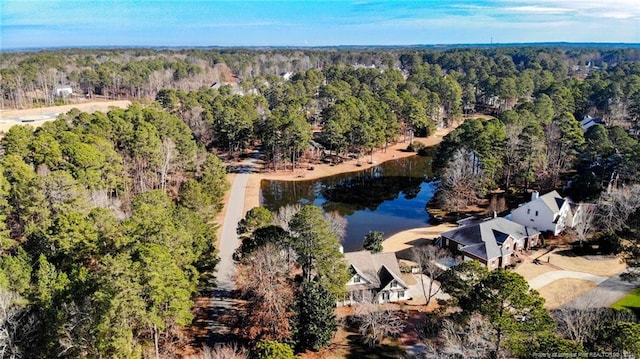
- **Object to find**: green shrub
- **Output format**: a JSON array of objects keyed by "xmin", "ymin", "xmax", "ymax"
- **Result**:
[{"xmin": 256, "ymin": 340, "xmax": 296, "ymax": 359}]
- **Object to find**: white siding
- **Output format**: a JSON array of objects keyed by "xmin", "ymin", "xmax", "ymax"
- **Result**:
[{"xmin": 512, "ymin": 202, "xmax": 559, "ymax": 234}]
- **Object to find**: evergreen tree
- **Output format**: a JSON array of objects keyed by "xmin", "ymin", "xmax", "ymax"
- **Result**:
[
  {"xmin": 363, "ymin": 230, "xmax": 384, "ymax": 253},
  {"xmin": 294, "ymin": 280, "xmax": 337, "ymax": 351}
]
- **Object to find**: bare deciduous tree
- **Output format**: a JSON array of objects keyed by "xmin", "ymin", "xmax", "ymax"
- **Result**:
[
  {"xmin": 0, "ymin": 289, "xmax": 36, "ymax": 359},
  {"xmin": 553, "ymin": 292, "xmax": 636, "ymax": 347},
  {"xmin": 324, "ymin": 211, "xmax": 347, "ymax": 242},
  {"xmin": 160, "ymin": 137, "xmax": 176, "ymax": 192},
  {"xmin": 412, "ymin": 245, "xmax": 448, "ymax": 306},
  {"xmin": 188, "ymin": 344, "xmax": 249, "ymax": 359},
  {"xmin": 438, "ymin": 149, "xmax": 482, "ymax": 212},
  {"xmin": 353, "ymin": 302, "xmax": 405, "ymax": 348},
  {"xmin": 57, "ymin": 300, "xmax": 93, "ymax": 357},
  {"xmin": 235, "ymin": 244, "xmax": 295, "ymax": 341},
  {"xmin": 439, "ymin": 314, "xmax": 497, "ymax": 358},
  {"xmin": 596, "ymin": 184, "xmax": 640, "ymax": 232},
  {"xmin": 573, "ymin": 202, "xmax": 597, "ymax": 246},
  {"xmin": 274, "ymin": 204, "xmax": 302, "ymax": 233}
]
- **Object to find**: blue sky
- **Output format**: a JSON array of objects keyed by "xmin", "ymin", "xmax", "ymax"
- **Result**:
[{"xmin": 1, "ymin": 0, "xmax": 639, "ymax": 49}]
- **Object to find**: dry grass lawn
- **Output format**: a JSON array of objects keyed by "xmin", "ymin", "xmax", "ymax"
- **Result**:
[
  {"xmin": 514, "ymin": 261, "xmax": 555, "ymax": 281},
  {"xmin": 536, "ymin": 279, "xmax": 599, "ymax": 309},
  {"xmin": 546, "ymin": 250, "xmax": 626, "ymax": 277}
]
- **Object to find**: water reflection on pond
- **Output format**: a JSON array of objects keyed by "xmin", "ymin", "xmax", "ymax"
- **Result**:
[{"xmin": 260, "ymin": 154, "xmax": 438, "ymax": 251}]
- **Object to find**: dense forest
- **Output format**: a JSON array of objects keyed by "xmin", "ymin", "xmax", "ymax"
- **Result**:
[
  {"xmin": 1, "ymin": 46, "xmax": 640, "ymax": 357},
  {"xmin": 0, "ymin": 105, "xmax": 228, "ymax": 357}
]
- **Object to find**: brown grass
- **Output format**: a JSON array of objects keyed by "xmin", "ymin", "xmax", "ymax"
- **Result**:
[
  {"xmin": 0, "ymin": 100, "xmax": 131, "ymax": 132},
  {"xmin": 513, "ymin": 261, "xmax": 555, "ymax": 281},
  {"xmin": 545, "ymin": 249, "xmax": 626, "ymax": 277},
  {"xmin": 537, "ymin": 279, "xmax": 599, "ymax": 309}
]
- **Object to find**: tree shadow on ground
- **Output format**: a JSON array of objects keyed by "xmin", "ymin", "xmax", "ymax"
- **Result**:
[
  {"xmin": 621, "ymin": 306, "xmax": 640, "ymax": 319},
  {"xmin": 206, "ymin": 288, "xmax": 244, "ymax": 346},
  {"xmin": 345, "ymin": 334, "xmax": 405, "ymax": 359}
]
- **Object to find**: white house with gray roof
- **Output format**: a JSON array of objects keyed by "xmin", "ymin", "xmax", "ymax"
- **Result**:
[
  {"xmin": 440, "ymin": 217, "xmax": 540, "ymax": 270},
  {"xmin": 511, "ymin": 191, "xmax": 581, "ymax": 235},
  {"xmin": 340, "ymin": 251, "xmax": 409, "ymax": 305}
]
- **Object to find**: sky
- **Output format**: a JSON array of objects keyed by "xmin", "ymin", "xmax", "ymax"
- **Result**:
[{"xmin": 1, "ymin": 0, "xmax": 640, "ymax": 49}]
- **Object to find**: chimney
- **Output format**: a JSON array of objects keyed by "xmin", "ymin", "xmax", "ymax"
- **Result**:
[{"xmin": 531, "ymin": 191, "xmax": 539, "ymax": 201}]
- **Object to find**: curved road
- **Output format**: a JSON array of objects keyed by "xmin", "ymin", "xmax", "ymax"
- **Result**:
[
  {"xmin": 527, "ymin": 270, "xmax": 638, "ymax": 308},
  {"xmin": 565, "ymin": 274, "xmax": 638, "ymax": 308}
]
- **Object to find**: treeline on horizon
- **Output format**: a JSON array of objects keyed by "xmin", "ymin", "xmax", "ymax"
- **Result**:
[
  {"xmin": 0, "ymin": 46, "xmax": 639, "ymax": 357},
  {"xmin": 2, "ymin": 45, "xmax": 640, "ymax": 108}
]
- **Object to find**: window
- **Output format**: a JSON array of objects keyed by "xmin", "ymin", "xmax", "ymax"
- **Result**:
[
  {"xmin": 535, "ymin": 210, "xmax": 539, "ymax": 216},
  {"xmin": 353, "ymin": 275, "xmax": 361, "ymax": 283},
  {"xmin": 382, "ymin": 292, "xmax": 390, "ymax": 301},
  {"xmin": 398, "ymin": 291, "xmax": 405, "ymax": 298},
  {"xmin": 390, "ymin": 280, "xmax": 397, "ymax": 288},
  {"xmin": 527, "ymin": 208, "xmax": 530, "ymax": 214}
]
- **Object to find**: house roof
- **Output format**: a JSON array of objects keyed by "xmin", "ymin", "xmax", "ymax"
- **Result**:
[
  {"xmin": 580, "ymin": 116, "xmax": 605, "ymax": 132},
  {"xmin": 344, "ymin": 251, "xmax": 407, "ymax": 290},
  {"xmin": 442, "ymin": 217, "xmax": 539, "ymax": 261},
  {"xmin": 538, "ymin": 190, "xmax": 566, "ymax": 213}
]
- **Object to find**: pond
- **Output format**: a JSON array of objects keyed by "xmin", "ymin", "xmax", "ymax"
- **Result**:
[{"xmin": 260, "ymin": 152, "xmax": 439, "ymax": 251}]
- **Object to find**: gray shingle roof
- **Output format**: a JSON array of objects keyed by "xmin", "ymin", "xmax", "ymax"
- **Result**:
[
  {"xmin": 539, "ymin": 190, "xmax": 566, "ymax": 213},
  {"xmin": 344, "ymin": 251, "xmax": 408, "ymax": 290},
  {"xmin": 442, "ymin": 218, "xmax": 539, "ymax": 260}
]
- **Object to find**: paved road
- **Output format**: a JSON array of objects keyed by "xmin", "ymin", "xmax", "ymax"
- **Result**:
[
  {"xmin": 564, "ymin": 274, "xmax": 638, "ymax": 308},
  {"xmin": 215, "ymin": 171, "xmax": 250, "ymax": 291},
  {"xmin": 527, "ymin": 269, "xmax": 638, "ymax": 309},
  {"xmin": 209, "ymin": 157, "xmax": 256, "ymax": 344}
]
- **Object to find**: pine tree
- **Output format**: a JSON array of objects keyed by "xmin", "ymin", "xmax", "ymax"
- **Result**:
[{"xmin": 294, "ymin": 280, "xmax": 337, "ymax": 351}]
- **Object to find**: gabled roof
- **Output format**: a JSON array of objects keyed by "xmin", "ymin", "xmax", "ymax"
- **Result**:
[
  {"xmin": 442, "ymin": 218, "xmax": 539, "ymax": 260},
  {"xmin": 580, "ymin": 115, "xmax": 605, "ymax": 132},
  {"xmin": 538, "ymin": 190, "xmax": 566, "ymax": 214},
  {"xmin": 379, "ymin": 264, "xmax": 408, "ymax": 290},
  {"xmin": 344, "ymin": 251, "xmax": 407, "ymax": 290}
]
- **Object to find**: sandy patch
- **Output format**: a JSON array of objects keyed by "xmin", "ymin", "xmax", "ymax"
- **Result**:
[
  {"xmin": 382, "ymin": 223, "xmax": 457, "ymax": 254},
  {"xmin": 0, "ymin": 100, "xmax": 131, "ymax": 133},
  {"xmin": 536, "ymin": 279, "xmax": 599, "ymax": 309},
  {"xmin": 260, "ymin": 126, "xmax": 454, "ymax": 183},
  {"xmin": 244, "ymin": 173, "xmax": 262, "ymax": 215},
  {"xmin": 0, "ymin": 100, "xmax": 131, "ymax": 118}
]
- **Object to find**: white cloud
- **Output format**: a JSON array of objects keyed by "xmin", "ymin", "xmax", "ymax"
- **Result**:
[
  {"xmin": 503, "ymin": 5, "xmax": 573, "ymax": 15},
  {"xmin": 498, "ymin": 0, "xmax": 640, "ymax": 19}
]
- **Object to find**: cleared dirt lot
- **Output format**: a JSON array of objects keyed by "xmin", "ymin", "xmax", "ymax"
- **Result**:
[{"xmin": 0, "ymin": 100, "xmax": 131, "ymax": 132}]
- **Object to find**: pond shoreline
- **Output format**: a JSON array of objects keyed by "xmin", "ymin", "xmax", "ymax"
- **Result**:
[{"xmin": 243, "ymin": 126, "xmax": 457, "ymax": 214}]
